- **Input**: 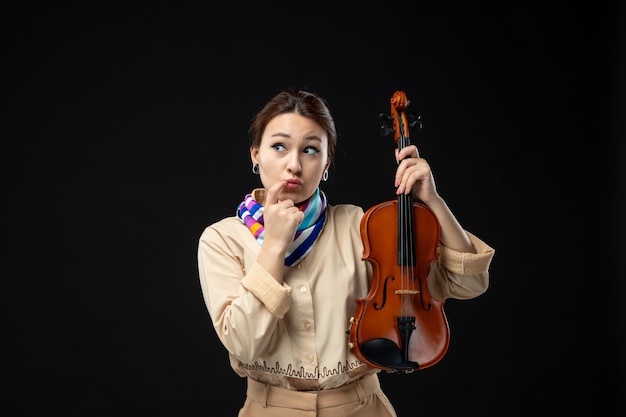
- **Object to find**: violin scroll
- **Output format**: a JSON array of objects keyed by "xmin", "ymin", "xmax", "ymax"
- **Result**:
[{"xmin": 379, "ymin": 93, "xmax": 423, "ymax": 142}]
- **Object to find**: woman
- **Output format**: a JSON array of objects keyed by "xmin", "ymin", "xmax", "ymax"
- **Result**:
[{"xmin": 197, "ymin": 88, "xmax": 495, "ymax": 416}]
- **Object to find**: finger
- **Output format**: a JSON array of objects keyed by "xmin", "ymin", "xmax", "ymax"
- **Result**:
[
  {"xmin": 394, "ymin": 158, "xmax": 413, "ymax": 187},
  {"xmin": 395, "ymin": 145, "xmax": 420, "ymax": 162},
  {"xmin": 265, "ymin": 180, "xmax": 287, "ymax": 205},
  {"xmin": 395, "ymin": 159, "xmax": 426, "ymax": 193},
  {"xmin": 397, "ymin": 170, "xmax": 421, "ymax": 195}
]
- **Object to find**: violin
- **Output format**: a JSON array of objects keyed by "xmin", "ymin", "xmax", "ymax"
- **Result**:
[{"xmin": 348, "ymin": 91, "xmax": 450, "ymax": 373}]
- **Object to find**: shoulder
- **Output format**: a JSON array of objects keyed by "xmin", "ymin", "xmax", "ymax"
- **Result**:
[
  {"xmin": 199, "ymin": 216, "xmax": 247, "ymax": 243},
  {"xmin": 327, "ymin": 203, "xmax": 364, "ymax": 217},
  {"xmin": 324, "ymin": 203, "xmax": 364, "ymax": 230}
]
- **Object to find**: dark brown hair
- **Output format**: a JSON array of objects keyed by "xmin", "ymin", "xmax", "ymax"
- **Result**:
[{"xmin": 249, "ymin": 88, "xmax": 337, "ymax": 162}]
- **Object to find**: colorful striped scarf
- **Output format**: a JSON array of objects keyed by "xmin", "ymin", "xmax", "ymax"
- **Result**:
[{"xmin": 236, "ymin": 188, "xmax": 327, "ymax": 267}]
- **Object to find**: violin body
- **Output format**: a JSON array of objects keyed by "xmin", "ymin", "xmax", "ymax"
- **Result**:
[
  {"xmin": 349, "ymin": 200, "xmax": 449, "ymax": 371},
  {"xmin": 348, "ymin": 91, "xmax": 450, "ymax": 373}
]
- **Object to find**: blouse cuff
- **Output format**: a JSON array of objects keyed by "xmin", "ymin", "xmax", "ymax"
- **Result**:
[
  {"xmin": 439, "ymin": 231, "xmax": 495, "ymax": 275},
  {"xmin": 241, "ymin": 262, "xmax": 292, "ymax": 318}
]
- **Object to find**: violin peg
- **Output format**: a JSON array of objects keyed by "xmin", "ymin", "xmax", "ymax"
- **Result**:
[
  {"xmin": 408, "ymin": 113, "xmax": 423, "ymax": 130},
  {"xmin": 380, "ymin": 125, "xmax": 394, "ymax": 137},
  {"xmin": 378, "ymin": 113, "xmax": 393, "ymax": 123}
]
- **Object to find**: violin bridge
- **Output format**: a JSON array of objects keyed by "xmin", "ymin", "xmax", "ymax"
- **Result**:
[{"xmin": 395, "ymin": 289, "xmax": 421, "ymax": 295}]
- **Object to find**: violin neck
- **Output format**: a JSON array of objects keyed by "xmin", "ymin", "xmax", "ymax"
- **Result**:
[{"xmin": 397, "ymin": 193, "xmax": 416, "ymax": 266}]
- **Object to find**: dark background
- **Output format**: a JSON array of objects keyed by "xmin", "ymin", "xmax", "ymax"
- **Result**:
[{"xmin": 5, "ymin": 1, "xmax": 625, "ymax": 416}]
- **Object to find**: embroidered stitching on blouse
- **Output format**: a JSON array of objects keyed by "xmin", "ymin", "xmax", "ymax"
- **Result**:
[{"xmin": 242, "ymin": 359, "xmax": 363, "ymax": 379}]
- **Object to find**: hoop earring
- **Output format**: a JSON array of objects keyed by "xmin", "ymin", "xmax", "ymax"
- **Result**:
[
  {"xmin": 252, "ymin": 164, "xmax": 259, "ymax": 174},
  {"xmin": 322, "ymin": 169, "xmax": 329, "ymax": 181}
]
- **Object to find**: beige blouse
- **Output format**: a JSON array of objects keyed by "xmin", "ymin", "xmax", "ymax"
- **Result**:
[{"xmin": 197, "ymin": 189, "xmax": 495, "ymax": 391}]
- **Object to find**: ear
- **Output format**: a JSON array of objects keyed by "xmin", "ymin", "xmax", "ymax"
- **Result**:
[{"xmin": 250, "ymin": 146, "xmax": 259, "ymax": 165}]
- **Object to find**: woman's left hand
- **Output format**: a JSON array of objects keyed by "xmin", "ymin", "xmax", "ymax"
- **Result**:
[{"xmin": 394, "ymin": 145, "xmax": 438, "ymax": 203}]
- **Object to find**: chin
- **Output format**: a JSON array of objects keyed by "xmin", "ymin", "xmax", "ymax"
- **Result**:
[
  {"xmin": 281, "ymin": 190, "xmax": 306, "ymax": 203},
  {"xmin": 281, "ymin": 189, "xmax": 301, "ymax": 198}
]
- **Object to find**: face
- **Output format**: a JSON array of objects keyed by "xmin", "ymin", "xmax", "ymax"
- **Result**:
[{"xmin": 251, "ymin": 112, "xmax": 329, "ymax": 203}]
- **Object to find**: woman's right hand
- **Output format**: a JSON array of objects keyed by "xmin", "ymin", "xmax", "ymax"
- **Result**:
[{"xmin": 256, "ymin": 181, "xmax": 304, "ymax": 282}]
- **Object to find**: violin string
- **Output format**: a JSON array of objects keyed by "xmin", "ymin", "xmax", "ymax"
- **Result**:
[{"xmin": 400, "ymin": 130, "xmax": 412, "ymax": 317}]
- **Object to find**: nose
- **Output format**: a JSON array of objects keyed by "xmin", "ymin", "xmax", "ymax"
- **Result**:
[{"xmin": 286, "ymin": 152, "xmax": 301, "ymax": 174}]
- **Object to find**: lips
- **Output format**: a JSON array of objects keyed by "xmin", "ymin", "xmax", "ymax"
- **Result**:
[{"xmin": 285, "ymin": 178, "xmax": 302, "ymax": 189}]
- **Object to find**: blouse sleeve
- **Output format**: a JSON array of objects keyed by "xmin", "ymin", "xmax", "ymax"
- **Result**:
[
  {"xmin": 197, "ymin": 222, "xmax": 292, "ymax": 362},
  {"xmin": 427, "ymin": 231, "xmax": 495, "ymax": 300}
]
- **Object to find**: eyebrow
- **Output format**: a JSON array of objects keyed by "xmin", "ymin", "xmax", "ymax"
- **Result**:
[{"xmin": 270, "ymin": 133, "xmax": 323, "ymax": 142}]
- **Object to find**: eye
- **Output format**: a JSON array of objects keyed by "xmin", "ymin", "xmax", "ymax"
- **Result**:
[
  {"xmin": 304, "ymin": 146, "xmax": 320, "ymax": 155},
  {"xmin": 271, "ymin": 143, "xmax": 286, "ymax": 152}
]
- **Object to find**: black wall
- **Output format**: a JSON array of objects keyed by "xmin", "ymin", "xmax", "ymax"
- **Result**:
[{"xmin": 6, "ymin": 1, "xmax": 625, "ymax": 416}]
